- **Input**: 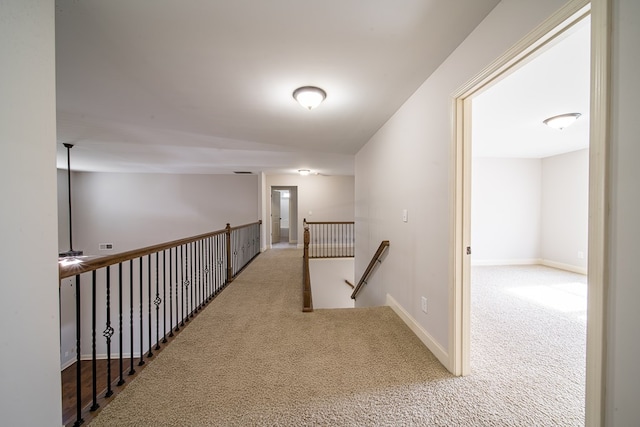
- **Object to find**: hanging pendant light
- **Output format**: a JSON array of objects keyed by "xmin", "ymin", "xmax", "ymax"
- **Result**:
[{"xmin": 59, "ymin": 143, "xmax": 83, "ymax": 258}]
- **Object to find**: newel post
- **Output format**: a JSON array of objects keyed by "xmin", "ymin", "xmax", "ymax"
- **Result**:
[
  {"xmin": 225, "ymin": 223, "xmax": 233, "ymax": 283},
  {"xmin": 302, "ymin": 222, "xmax": 313, "ymax": 312}
]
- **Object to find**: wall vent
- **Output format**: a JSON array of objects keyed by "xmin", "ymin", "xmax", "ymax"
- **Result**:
[{"xmin": 233, "ymin": 171, "xmax": 253, "ymax": 174}]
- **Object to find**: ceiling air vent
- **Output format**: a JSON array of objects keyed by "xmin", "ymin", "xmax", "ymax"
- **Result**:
[{"xmin": 233, "ymin": 171, "xmax": 253, "ymax": 174}]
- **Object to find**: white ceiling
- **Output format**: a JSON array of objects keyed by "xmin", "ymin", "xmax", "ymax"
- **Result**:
[
  {"xmin": 55, "ymin": 0, "xmax": 500, "ymax": 175},
  {"xmin": 472, "ymin": 18, "xmax": 590, "ymax": 158}
]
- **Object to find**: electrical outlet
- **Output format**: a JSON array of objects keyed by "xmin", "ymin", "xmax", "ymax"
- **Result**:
[
  {"xmin": 421, "ymin": 296, "xmax": 427, "ymax": 313},
  {"xmin": 578, "ymin": 251, "xmax": 584, "ymax": 259}
]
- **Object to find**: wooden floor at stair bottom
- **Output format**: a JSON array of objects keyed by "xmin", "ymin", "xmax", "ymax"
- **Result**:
[{"xmin": 61, "ymin": 357, "xmax": 143, "ymax": 426}]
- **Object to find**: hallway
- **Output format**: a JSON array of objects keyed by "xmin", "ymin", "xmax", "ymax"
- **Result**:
[{"xmin": 87, "ymin": 250, "xmax": 584, "ymax": 426}]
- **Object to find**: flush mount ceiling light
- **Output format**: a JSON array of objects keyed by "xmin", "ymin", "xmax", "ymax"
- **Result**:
[
  {"xmin": 543, "ymin": 112, "xmax": 582, "ymax": 130},
  {"xmin": 298, "ymin": 169, "xmax": 311, "ymax": 176},
  {"xmin": 292, "ymin": 86, "xmax": 326, "ymax": 110}
]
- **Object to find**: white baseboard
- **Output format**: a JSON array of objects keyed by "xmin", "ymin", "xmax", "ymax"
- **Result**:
[
  {"xmin": 541, "ymin": 259, "xmax": 587, "ymax": 275},
  {"xmin": 386, "ymin": 294, "xmax": 449, "ymax": 371},
  {"xmin": 471, "ymin": 258, "xmax": 541, "ymax": 266},
  {"xmin": 62, "ymin": 352, "xmax": 147, "ymax": 371},
  {"xmin": 470, "ymin": 258, "xmax": 587, "ymax": 275}
]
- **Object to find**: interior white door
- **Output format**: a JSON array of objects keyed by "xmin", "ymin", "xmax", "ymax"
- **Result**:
[{"xmin": 271, "ymin": 190, "xmax": 281, "ymax": 244}]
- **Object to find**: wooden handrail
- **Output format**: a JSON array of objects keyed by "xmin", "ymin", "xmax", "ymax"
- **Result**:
[
  {"xmin": 350, "ymin": 240, "xmax": 390, "ymax": 300},
  {"xmin": 302, "ymin": 224, "xmax": 313, "ymax": 312},
  {"xmin": 304, "ymin": 221, "xmax": 355, "ymax": 225},
  {"xmin": 59, "ymin": 221, "xmax": 262, "ymax": 280}
]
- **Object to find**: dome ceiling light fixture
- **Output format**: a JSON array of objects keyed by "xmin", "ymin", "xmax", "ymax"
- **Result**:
[
  {"xmin": 543, "ymin": 112, "xmax": 582, "ymax": 130},
  {"xmin": 292, "ymin": 86, "xmax": 326, "ymax": 110},
  {"xmin": 298, "ymin": 169, "xmax": 311, "ymax": 176}
]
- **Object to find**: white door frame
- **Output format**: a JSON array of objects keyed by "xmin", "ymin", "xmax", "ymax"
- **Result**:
[{"xmin": 450, "ymin": 0, "xmax": 609, "ymax": 425}]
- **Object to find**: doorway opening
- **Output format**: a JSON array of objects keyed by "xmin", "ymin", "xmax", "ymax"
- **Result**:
[
  {"xmin": 469, "ymin": 18, "xmax": 590, "ymax": 421},
  {"xmin": 452, "ymin": 0, "xmax": 609, "ymax": 424},
  {"xmin": 270, "ymin": 186, "xmax": 298, "ymax": 248}
]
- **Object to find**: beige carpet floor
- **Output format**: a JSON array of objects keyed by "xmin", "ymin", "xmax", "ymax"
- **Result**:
[{"xmin": 89, "ymin": 250, "xmax": 584, "ymax": 426}]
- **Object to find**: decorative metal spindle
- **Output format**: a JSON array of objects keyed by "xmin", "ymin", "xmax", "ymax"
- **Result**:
[
  {"xmin": 189, "ymin": 242, "xmax": 194, "ymax": 318},
  {"xmin": 90, "ymin": 270, "xmax": 99, "ymax": 411},
  {"xmin": 162, "ymin": 249, "xmax": 168, "ymax": 343},
  {"xmin": 104, "ymin": 266, "xmax": 114, "ymax": 398},
  {"xmin": 118, "ymin": 263, "xmax": 125, "ymax": 386},
  {"xmin": 201, "ymin": 239, "xmax": 205, "ymax": 306},
  {"xmin": 169, "ymin": 247, "xmax": 174, "ymax": 337},
  {"xmin": 194, "ymin": 240, "xmax": 199, "ymax": 312},
  {"xmin": 138, "ymin": 257, "xmax": 145, "ymax": 366},
  {"xmin": 207, "ymin": 237, "xmax": 212, "ymax": 300},
  {"xmin": 176, "ymin": 246, "xmax": 184, "ymax": 331},
  {"xmin": 129, "ymin": 260, "xmax": 136, "ymax": 375},
  {"xmin": 73, "ymin": 274, "xmax": 83, "ymax": 427},
  {"xmin": 147, "ymin": 254, "xmax": 153, "ymax": 358},
  {"xmin": 154, "ymin": 252, "xmax": 161, "ymax": 351},
  {"xmin": 176, "ymin": 246, "xmax": 181, "ymax": 331},
  {"xmin": 184, "ymin": 244, "xmax": 190, "ymax": 323}
]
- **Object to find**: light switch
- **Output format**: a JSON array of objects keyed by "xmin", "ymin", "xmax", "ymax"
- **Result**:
[{"xmin": 402, "ymin": 209, "xmax": 408, "ymax": 222}]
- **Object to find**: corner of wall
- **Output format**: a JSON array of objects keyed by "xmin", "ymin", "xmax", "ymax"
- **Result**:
[{"xmin": 386, "ymin": 294, "xmax": 450, "ymax": 371}]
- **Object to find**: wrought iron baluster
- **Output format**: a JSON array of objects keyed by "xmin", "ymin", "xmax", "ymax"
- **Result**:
[
  {"xmin": 184, "ymin": 244, "xmax": 190, "ymax": 323},
  {"xmin": 180, "ymin": 244, "xmax": 185, "ymax": 327},
  {"xmin": 90, "ymin": 270, "xmax": 99, "ymax": 412},
  {"xmin": 73, "ymin": 274, "xmax": 83, "ymax": 427},
  {"xmin": 129, "ymin": 260, "xmax": 136, "ymax": 375},
  {"xmin": 138, "ymin": 257, "xmax": 145, "ymax": 366},
  {"xmin": 189, "ymin": 242, "xmax": 194, "ymax": 318},
  {"xmin": 104, "ymin": 266, "xmax": 114, "ymax": 398},
  {"xmin": 195, "ymin": 240, "xmax": 200, "ymax": 312},
  {"xmin": 169, "ymin": 247, "xmax": 175, "ymax": 337},
  {"xmin": 147, "ymin": 254, "xmax": 153, "ymax": 358},
  {"xmin": 154, "ymin": 251, "xmax": 161, "ymax": 351},
  {"xmin": 118, "ymin": 263, "xmax": 125, "ymax": 386},
  {"xmin": 162, "ymin": 249, "xmax": 168, "ymax": 343},
  {"xmin": 206, "ymin": 237, "xmax": 212, "ymax": 301}
]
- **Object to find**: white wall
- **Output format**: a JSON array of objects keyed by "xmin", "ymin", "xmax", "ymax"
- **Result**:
[
  {"xmin": 607, "ymin": 0, "xmax": 640, "ymax": 424},
  {"xmin": 0, "ymin": 1, "xmax": 63, "ymax": 425},
  {"xmin": 71, "ymin": 172, "xmax": 259, "ymax": 254},
  {"xmin": 471, "ymin": 158, "xmax": 542, "ymax": 264},
  {"xmin": 266, "ymin": 175, "xmax": 355, "ymax": 245},
  {"xmin": 309, "ymin": 259, "xmax": 355, "ymax": 309},
  {"xmin": 471, "ymin": 150, "xmax": 589, "ymax": 273},
  {"xmin": 541, "ymin": 148, "xmax": 588, "ymax": 271},
  {"xmin": 355, "ymin": 0, "xmax": 570, "ymax": 361}
]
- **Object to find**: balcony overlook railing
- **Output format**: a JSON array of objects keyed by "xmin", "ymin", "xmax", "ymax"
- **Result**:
[
  {"xmin": 59, "ymin": 221, "xmax": 261, "ymax": 427},
  {"xmin": 302, "ymin": 220, "xmax": 354, "ymax": 312},
  {"xmin": 303, "ymin": 219, "xmax": 354, "ymax": 258}
]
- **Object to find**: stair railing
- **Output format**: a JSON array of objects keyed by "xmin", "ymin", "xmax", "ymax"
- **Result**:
[
  {"xmin": 303, "ymin": 218, "xmax": 354, "ymax": 258},
  {"xmin": 301, "ymin": 219, "xmax": 355, "ymax": 312},
  {"xmin": 350, "ymin": 240, "xmax": 390, "ymax": 300},
  {"xmin": 302, "ymin": 223, "xmax": 313, "ymax": 312},
  {"xmin": 58, "ymin": 220, "xmax": 261, "ymax": 427}
]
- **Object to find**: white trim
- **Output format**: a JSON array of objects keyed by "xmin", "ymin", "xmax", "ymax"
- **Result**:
[
  {"xmin": 60, "ymin": 358, "xmax": 75, "ymax": 371},
  {"xmin": 471, "ymin": 258, "xmax": 588, "ymax": 275},
  {"xmin": 386, "ymin": 294, "xmax": 449, "ymax": 371},
  {"xmin": 471, "ymin": 258, "xmax": 541, "ymax": 266},
  {"xmin": 61, "ymin": 352, "xmax": 147, "ymax": 371},
  {"xmin": 541, "ymin": 259, "xmax": 588, "ymax": 275},
  {"xmin": 586, "ymin": 0, "xmax": 609, "ymax": 425}
]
